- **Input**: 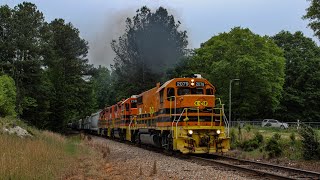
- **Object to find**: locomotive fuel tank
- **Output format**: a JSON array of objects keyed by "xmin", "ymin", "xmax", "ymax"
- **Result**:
[{"xmin": 139, "ymin": 133, "xmax": 161, "ymax": 147}]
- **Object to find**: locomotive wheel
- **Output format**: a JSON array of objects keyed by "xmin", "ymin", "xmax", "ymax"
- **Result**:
[
  {"xmin": 162, "ymin": 134, "xmax": 173, "ymax": 151},
  {"xmin": 135, "ymin": 133, "xmax": 141, "ymax": 147},
  {"xmin": 131, "ymin": 131, "xmax": 135, "ymax": 143},
  {"xmin": 120, "ymin": 129, "xmax": 125, "ymax": 141},
  {"xmin": 111, "ymin": 129, "xmax": 115, "ymax": 139}
]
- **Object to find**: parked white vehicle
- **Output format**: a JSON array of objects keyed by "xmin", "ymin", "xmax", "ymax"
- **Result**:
[{"xmin": 261, "ymin": 119, "xmax": 289, "ymax": 129}]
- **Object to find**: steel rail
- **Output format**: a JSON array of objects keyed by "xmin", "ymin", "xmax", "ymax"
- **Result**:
[
  {"xmin": 190, "ymin": 156, "xmax": 295, "ymax": 180},
  {"xmin": 190, "ymin": 155, "xmax": 320, "ymax": 180},
  {"xmin": 213, "ymin": 154, "xmax": 320, "ymax": 178}
]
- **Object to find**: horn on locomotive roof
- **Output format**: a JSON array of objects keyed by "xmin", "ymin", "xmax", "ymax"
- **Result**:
[{"xmin": 186, "ymin": 74, "xmax": 202, "ymax": 78}]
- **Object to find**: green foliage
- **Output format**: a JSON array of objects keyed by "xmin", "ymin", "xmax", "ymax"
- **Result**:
[
  {"xmin": 42, "ymin": 18, "xmax": 94, "ymax": 131},
  {"xmin": 273, "ymin": 133, "xmax": 281, "ymax": 140},
  {"xmin": 0, "ymin": 2, "xmax": 52, "ymax": 127},
  {"xmin": 91, "ymin": 66, "xmax": 114, "ymax": 108},
  {"xmin": 254, "ymin": 132, "xmax": 264, "ymax": 144},
  {"xmin": 230, "ymin": 128, "xmax": 237, "ymax": 149},
  {"xmin": 238, "ymin": 125, "xmax": 242, "ymax": 141},
  {"xmin": 191, "ymin": 27, "xmax": 285, "ymax": 120},
  {"xmin": 290, "ymin": 132, "xmax": 296, "ymax": 144},
  {"xmin": 299, "ymin": 124, "xmax": 320, "ymax": 160},
  {"xmin": 0, "ymin": 2, "xmax": 96, "ymax": 131},
  {"xmin": 272, "ymin": 31, "xmax": 320, "ymax": 122},
  {"xmin": 265, "ymin": 133, "xmax": 282, "ymax": 158},
  {"xmin": 244, "ymin": 124, "xmax": 252, "ymax": 133},
  {"xmin": 0, "ymin": 75, "xmax": 16, "ymax": 117},
  {"xmin": 304, "ymin": 0, "xmax": 320, "ymax": 39},
  {"xmin": 240, "ymin": 132, "xmax": 264, "ymax": 151},
  {"xmin": 111, "ymin": 6, "xmax": 188, "ymax": 99}
]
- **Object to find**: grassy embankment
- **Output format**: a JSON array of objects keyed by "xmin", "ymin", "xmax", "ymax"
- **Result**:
[
  {"xmin": 229, "ymin": 125, "xmax": 320, "ymax": 160},
  {"xmin": 0, "ymin": 117, "xmax": 98, "ymax": 179}
]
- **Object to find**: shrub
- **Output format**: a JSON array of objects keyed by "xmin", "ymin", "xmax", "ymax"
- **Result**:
[
  {"xmin": 299, "ymin": 124, "xmax": 320, "ymax": 160},
  {"xmin": 241, "ymin": 139, "xmax": 259, "ymax": 151},
  {"xmin": 240, "ymin": 132, "xmax": 264, "ymax": 151},
  {"xmin": 238, "ymin": 125, "xmax": 242, "ymax": 141},
  {"xmin": 290, "ymin": 132, "xmax": 296, "ymax": 144},
  {"xmin": 254, "ymin": 132, "xmax": 263, "ymax": 144},
  {"xmin": 230, "ymin": 128, "xmax": 238, "ymax": 149},
  {"xmin": 244, "ymin": 124, "xmax": 252, "ymax": 133},
  {"xmin": 265, "ymin": 133, "xmax": 282, "ymax": 158},
  {"xmin": 273, "ymin": 133, "xmax": 281, "ymax": 141}
]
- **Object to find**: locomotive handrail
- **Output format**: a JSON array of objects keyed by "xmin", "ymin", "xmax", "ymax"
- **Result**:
[
  {"xmin": 215, "ymin": 98, "xmax": 229, "ymax": 137},
  {"xmin": 221, "ymin": 105, "xmax": 230, "ymax": 137},
  {"xmin": 172, "ymin": 107, "xmax": 188, "ymax": 139},
  {"xmin": 128, "ymin": 116, "xmax": 134, "ymax": 131},
  {"xmin": 168, "ymin": 96, "xmax": 177, "ymax": 119},
  {"xmin": 169, "ymin": 96, "xmax": 177, "ymax": 138}
]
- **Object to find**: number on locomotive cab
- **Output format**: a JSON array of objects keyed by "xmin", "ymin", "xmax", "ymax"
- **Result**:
[
  {"xmin": 176, "ymin": 81, "xmax": 189, "ymax": 86},
  {"xmin": 196, "ymin": 82, "xmax": 205, "ymax": 87}
]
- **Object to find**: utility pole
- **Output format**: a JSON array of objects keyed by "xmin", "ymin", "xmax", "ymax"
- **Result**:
[{"xmin": 229, "ymin": 79, "xmax": 240, "ymax": 130}]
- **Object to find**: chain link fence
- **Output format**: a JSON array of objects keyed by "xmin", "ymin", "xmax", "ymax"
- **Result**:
[{"xmin": 230, "ymin": 120, "xmax": 320, "ymax": 129}]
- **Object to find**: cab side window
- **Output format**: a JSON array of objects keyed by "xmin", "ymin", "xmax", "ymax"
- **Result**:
[
  {"xmin": 206, "ymin": 88, "xmax": 214, "ymax": 95},
  {"xmin": 167, "ymin": 88, "xmax": 175, "ymax": 101},
  {"xmin": 160, "ymin": 89, "xmax": 164, "ymax": 103}
]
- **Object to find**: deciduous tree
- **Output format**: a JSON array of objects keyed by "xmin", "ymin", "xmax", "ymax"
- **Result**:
[
  {"xmin": 304, "ymin": 0, "xmax": 320, "ymax": 40},
  {"xmin": 0, "ymin": 75, "xmax": 16, "ymax": 117},
  {"xmin": 273, "ymin": 31, "xmax": 320, "ymax": 122},
  {"xmin": 192, "ymin": 27, "xmax": 285, "ymax": 120}
]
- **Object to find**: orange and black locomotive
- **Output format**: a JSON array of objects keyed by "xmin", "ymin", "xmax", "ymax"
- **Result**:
[{"xmin": 94, "ymin": 74, "xmax": 230, "ymax": 154}]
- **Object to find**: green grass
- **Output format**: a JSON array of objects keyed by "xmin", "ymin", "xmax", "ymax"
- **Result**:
[{"xmin": 229, "ymin": 125, "xmax": 308, "ymax": 160}]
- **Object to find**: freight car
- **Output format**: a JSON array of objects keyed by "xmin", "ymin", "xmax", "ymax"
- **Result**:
[
  {"xmin": 81, "ymin": 75, "xmax": 230, "ymax": 154},
  {"xmin": 81, "ymin": 111, "xmax": 101, "ymax": 134}
]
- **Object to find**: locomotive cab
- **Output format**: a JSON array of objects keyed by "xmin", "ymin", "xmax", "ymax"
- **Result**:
[{"xmin": 157, "ymin": 76, "xmax": 230, "ymax": 154}]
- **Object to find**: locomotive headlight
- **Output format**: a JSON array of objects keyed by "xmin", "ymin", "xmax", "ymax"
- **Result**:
[
  {"xmin": 191, "ymin": 82, "xmax": 195, "ymax": 86},
  {"xmin": 216, "ymin": 129, "xmax": 221, "ymax": 135},
  {"xmin": 191, "ymin": 79, "xmax": 195, "ymax": 82},
  {"xmin": 188, "ymin": 130, "xmax": 193, "ymax": 135}
]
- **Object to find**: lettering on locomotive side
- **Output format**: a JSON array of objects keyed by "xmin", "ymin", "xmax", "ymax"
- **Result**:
[
  {"xmin": 149, "ymin": 107, "xmax": 154, "ymax": 115},
  {"xmin": 176, "ymin": 81, "xmax": 189, "ymax": 86},
  {"xmin": 196, "ymin": 82, "xmax": 205, "ymax": 87},
  {"xmin": 194, "ymin": 101, "xmax": 208, "ymax": 106}
]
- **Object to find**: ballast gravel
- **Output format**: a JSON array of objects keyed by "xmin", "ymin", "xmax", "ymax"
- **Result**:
[{"xmin": 90, "ymin": 136, "xmax": 255, "ymax": 180}]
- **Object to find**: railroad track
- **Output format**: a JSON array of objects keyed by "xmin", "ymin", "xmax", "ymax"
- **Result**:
[
  {"xmin": 81, "ymin": 132, "xmax": 320, "ymax": 179},
  {"xmin": 189, "ymin": 155, "xmax": 320, "ymax": 180}
]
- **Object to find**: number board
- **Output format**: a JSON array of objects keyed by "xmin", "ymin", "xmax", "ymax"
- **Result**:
[
  {"xmin": 176, "ymin": 81, "xmax": 189, "ymax": 86},
  {"xmin": 131, "ymin": 100, "xmax": 137, "ymax": 103},
  {"xmin": 196, "ymin": 82, "xmax": 205, "ymax": 87}
]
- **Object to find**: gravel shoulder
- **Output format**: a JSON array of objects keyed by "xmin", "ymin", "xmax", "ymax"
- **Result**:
[{"xmin": 77, "ymin": 136, "xmax": 255, "ymax": 180}]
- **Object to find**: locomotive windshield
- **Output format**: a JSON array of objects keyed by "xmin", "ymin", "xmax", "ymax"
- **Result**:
[
  {"xmin": 131, "ymin": 102, "xmax": 137, "ymax": 108},
  {"xmin": 177, "ymin": 88, "xmax": 204, "ymax": 95}
]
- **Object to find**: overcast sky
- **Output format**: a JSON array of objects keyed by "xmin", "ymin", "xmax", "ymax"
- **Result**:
[{"xmin": 1, "ymin": 0, "xmax": 317, "ymax": 67}]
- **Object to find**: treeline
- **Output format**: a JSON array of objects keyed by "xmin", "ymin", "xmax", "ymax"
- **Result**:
[
  {"xmin": 1, "ymin": 1, "xmax": 320, "ymax": 131},
  {"xmin": 108, "ymin": 4, "xmax": 320, "ymax": 123},
  {"xmin": 0, "ymin": 2, "xmax": 96, "ymax": 131}
]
